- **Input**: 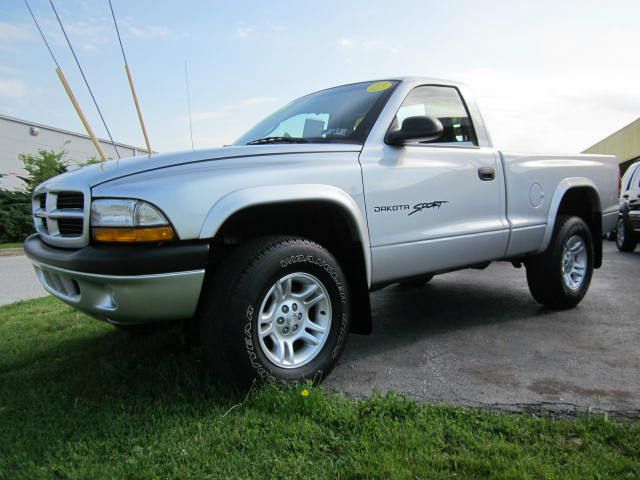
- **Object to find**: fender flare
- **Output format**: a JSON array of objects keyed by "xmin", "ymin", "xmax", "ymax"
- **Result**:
[
  {"xmin": 198, "ymin": 184, "xmax": 372, "ymax": 285},
  {"xmin": 538, "ymin": 177, "xmax": 601, "ymax": 253}
]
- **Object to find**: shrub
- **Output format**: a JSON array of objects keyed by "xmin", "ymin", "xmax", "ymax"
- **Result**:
[
  {"xmin": 0, "ymin": 189, "xmax": 32, "ymax": 243},
  {"xmin": 0, "ymin": 149, "xmax": 71, "ymax": 243}
]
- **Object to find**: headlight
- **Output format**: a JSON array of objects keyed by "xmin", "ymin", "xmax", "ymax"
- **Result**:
[{"xmin": 90, "ymin": 199, "xmax": 176, "ymax": 243}]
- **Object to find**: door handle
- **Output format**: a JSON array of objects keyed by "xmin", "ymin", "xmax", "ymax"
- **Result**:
[
  {"xmin": 478, "ymin": 167, "xmax": 496, "ymax": 181},
  {"xmin": 622, "ymin": 194, "xmax": 629, "ymax": 198}
]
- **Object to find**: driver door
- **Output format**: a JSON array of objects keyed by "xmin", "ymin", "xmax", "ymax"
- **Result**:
[{"xmin": 360, "ymin": 85, "xmax": 509, "ymax": 284}]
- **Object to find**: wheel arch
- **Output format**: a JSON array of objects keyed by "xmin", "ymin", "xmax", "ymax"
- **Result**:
[
  {"xmin": 198, "ymin": 184, "xmax": 373, "ymax": 334},
  {"xmin": 540, "ymin": 178, "xmax": 603, "ymax": 267}
]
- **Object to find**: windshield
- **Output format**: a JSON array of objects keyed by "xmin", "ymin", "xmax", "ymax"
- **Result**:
[{"xmin": 234, "ymin": 80, "xmax": 398, "ymax": 145}]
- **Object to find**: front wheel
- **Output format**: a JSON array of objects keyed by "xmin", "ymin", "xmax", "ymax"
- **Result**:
[
  {"xmin": 198, "ymin": 236, "xmax": 351, "ymax": 387},
  {"xmin": 525, "ymin": 215, "xmax": 593, "ymax": 309},
  {"xmin": 616, "ymin": 217, "xmax": 637, "ymax": 252}
]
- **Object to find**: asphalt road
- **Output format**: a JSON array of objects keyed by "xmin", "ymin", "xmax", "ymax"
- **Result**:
[
  {"xmin": 0, "ymin": 252, "xmax": 46, "ymax": 306},
  {"xmin": 325, "ymin": 242, "xmax": 640, "ymax": 415},
  {"xmin": 2, "ymin": 243, "xmax": 638, "ymax": 414}
]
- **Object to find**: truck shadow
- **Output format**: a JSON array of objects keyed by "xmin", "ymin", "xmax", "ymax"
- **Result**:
[
  {"xmin": 1, "ymin": 320, "xmax": 234, "ymax": 406},
  {"xmin": 341, "ymin": 275, "xmax": 556, "ymax": 362},
  {"xmin": 3, "ymin": 270, "xmax": 562, "ymax": 405},
  {"xmin": 4, "ymin": 274, "xmax": 554, "ymax": 400}
]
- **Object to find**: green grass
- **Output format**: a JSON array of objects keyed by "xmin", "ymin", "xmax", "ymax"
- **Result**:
[
  {"xmin": 0, "ymin": 242, "xmax": 22, "ymax": 250},
  {"xmin": 1, "ymin": 298, "xmax": 638, "ymax": 479}
]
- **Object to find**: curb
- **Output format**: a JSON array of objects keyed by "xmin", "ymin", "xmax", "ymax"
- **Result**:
[{"xmin": 0, "ymin": 248, "xmax": 25, "ymax": 257}]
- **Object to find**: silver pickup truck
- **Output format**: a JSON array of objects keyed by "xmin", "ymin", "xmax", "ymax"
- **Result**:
[{"xmin": 25, "ymin": 77, "xmax": 619, "ymax": 385}]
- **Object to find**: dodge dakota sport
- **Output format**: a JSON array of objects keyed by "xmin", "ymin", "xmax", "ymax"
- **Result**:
[{"xmin": 25, "ymin": 77, "xmax": 619, "ymax": 385}]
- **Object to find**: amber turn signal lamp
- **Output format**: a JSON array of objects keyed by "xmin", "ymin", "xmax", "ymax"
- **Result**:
[{"xmin": 92, "ymin": 226, "xmax": 176, "ymax": 243}]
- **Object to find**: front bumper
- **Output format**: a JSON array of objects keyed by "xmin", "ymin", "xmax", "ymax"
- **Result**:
[{"xmin": 24, "ymin": 235, "xmax": 208, "ymax": 324}]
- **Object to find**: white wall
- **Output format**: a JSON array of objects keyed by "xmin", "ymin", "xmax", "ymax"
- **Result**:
[{"xmin": 0, "ymin": 115, "xmax": 148, "ymax": 191}]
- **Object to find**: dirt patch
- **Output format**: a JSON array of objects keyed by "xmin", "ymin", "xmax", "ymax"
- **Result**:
[{"xmin": 529, "ymin": 379, "xmax": 633, "ymax": 402}]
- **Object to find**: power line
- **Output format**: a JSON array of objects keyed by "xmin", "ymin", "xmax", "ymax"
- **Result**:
[
  {"xmin": 24, "ymin": 0, "xmax": 107, "ymax": 161},
  {"xmin": 108, "ymin": 0, "xmax": 152, "ymax": 157},
  {"xmin": 107, "ymin": 0, "xmax": 128, "ymax": 64},
  {"xmin": 23, "ymin": 0, "xmax": 59, "ymax": 69},
  {"xmin": 185, "ymin": 61, "xmax": 194, "ymax": 150},
  {"xmin": 49, "ymin": 0, "xmax": 121, "ymax": 158}
]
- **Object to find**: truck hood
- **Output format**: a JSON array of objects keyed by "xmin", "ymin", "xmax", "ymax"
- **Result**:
[{"xmin": 44, "ymin": 144, "xmax": 362, "ymax": 189}]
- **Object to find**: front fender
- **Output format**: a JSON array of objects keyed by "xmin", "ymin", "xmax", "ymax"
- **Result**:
[{"xmin": 198, "ymin": 184, "xmax": 372, "ymax": 285}]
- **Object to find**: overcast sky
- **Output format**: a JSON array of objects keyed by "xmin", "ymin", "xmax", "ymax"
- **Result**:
[{"xmin": 1, "ymin": 0, "xmax": 639, "ymax": 155}]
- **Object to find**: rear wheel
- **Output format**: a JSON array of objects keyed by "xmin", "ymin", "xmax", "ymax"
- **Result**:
[
  {"xmin": 198, "ymin": 236, "xmax": 351, "ymax": 387},
  {"xmin": 616, "ymin": 217, "xmax": 637, "ymax": 252},
  {"xmin": 525, "ymin": 216, "xmax": 593, "ymax": 309}
]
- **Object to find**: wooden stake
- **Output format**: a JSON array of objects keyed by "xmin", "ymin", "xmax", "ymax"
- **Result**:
[
  {"xmin": 125, "ymin": 64, "xmax": 152, "ymax": 157},
  {"xmin": 56, "ymin": 67, "xmax": 107, "ymax": 161}
]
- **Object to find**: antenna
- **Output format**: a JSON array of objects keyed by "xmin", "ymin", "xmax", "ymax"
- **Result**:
[
  {"xmin": 108, "ymin": 0, "xmax": 152, "ymax": 158},
  {"xmin": 49, "ymin": 0, "xmax": 121, "ymax": 158},
  {"xmin": 24, "ymin": 0, "xmax": 107, "ymax": 161},
  {"xmin": 185, "ymin": 61, "xmax": 194, "ymax": 150}
]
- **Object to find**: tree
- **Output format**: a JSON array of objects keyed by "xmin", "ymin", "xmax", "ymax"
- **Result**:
[
  {"xmin": 79, "ymin": 156, "xmax": 102, "ymax": 167},
  {"xmin": 18, "ymin": 149, "xmax": 69, "ymax": 196}
]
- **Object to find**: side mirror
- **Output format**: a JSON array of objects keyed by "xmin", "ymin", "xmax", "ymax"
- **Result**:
[{"xmin": 385, "ymin": 116, "xmax": 444, "ymax": 146}]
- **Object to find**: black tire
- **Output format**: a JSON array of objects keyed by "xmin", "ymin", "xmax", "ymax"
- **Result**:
[
  {"xmin": 198, "ymin": 236, "xmax": 351, "ymax": 387},
  {"xmin": 616, "ymin": 217, "xmax": 637, "ymax": 252},
  {"xmin": 525, "ymin": 215, "xmax": 593, "ymax": 310},
  {"xmin": 399, "ymin": 274, "xmax": 434, "ymax": 288}
]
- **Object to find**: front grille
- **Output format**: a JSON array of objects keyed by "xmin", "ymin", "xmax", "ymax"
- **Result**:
[
  {"xmin": 58, "ymin": 218, "xmax": 84, "ymax": 236},
  {"xmin": 35, "ymin": 194, "xmax": 49, "ymax": 234},
  {"xmin": 32, "ymin": 189, "xmax": 88, "ymax": 247},
  {"xmin": 57, "ymin": 192, "xmax": 84, "ymax": 210}
]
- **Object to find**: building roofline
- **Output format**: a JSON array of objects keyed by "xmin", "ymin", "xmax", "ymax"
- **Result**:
[
  {"xmin": 0, "ymin": 113, "xmax": 152, "ymax": 153},
  {"xmin": 582, "ymin": 116, "xmax": 640, "ymax": 153}
]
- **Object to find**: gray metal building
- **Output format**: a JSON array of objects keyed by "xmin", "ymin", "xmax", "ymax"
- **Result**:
[{"xmin": 0, "ymin": 114, "xmax": 149, "ymax": 190}]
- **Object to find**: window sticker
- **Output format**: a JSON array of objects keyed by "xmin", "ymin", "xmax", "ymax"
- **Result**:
[
  {"xmin": 324, "ymin": 128, "xmax": 350, "ymax": 137},
  {"xmin": 366, "ymin": 81, "xmax": 393, "ymax": 92}
]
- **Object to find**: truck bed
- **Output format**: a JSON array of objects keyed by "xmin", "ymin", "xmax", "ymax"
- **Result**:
[{"xmin": 499, "ymin": 151, "xmax": 619, "ymax": 257}]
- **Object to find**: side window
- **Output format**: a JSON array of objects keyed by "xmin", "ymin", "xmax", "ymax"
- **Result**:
[{"xmin": 390, "ymin": 86, "xmax": 477, "ymax": 145}]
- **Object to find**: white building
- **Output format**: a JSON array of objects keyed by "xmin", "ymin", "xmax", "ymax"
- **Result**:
[{"xmin": 0, "ymin": 114, "xmax": 150, "ymax": 190}]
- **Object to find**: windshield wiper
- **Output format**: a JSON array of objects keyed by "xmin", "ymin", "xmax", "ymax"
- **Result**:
[{"xmin": 246, "ymin": 136, "xmax": 310, "ymax": 145}]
